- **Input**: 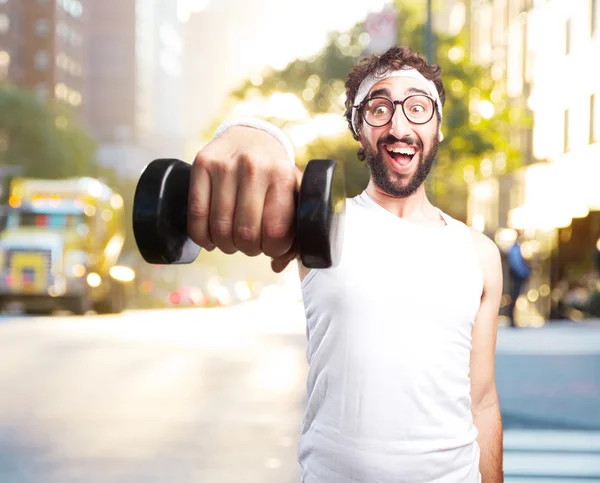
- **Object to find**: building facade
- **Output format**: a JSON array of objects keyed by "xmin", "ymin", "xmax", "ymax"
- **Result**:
[
  {"xmin": 0, "ymin": 0, "xmax": 86, "ymax": 118},
  {"xmin": 85, "ymin": 0, "xmax": 184, "ymax": 179},
  {"xmin": 468, "ymin": 0, "xmax": 600, "ymax": 324}
]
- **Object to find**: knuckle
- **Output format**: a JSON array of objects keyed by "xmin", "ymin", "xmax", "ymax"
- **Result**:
[
  {"xmin": 270, "ymin": 162, "xmax": 296, "ymax": 186},
  {"xmin": 235, "ymin": 225, "xmax": 260, "ymax": 245},
  {"xmin": 210, "ymin": 219, "xmax": 233, "ymax": 239},
  {"xmin": 237, "ymin": 152, "xmax": 259, "ymax": 180},
  {"xmin": 264, "ymin": 220, "xmax": 291, "ymax": 241},
  {"xmin": 220, "ymin": 245, "xmax": 238, "ymax": 255},
  {"xmin": 187, "ymin": 201, "xmax": 210, "ymax": 222},
  {"xmin": 192, "ymin": 151, "xmax": 209, "ymax": 169},
  {"xmin": 187, "ymin": 204, "xmax": 211, "ymax": 247},
  {"xmin": 187, "ymin": 228, "xmax": 210, "ymax": 248},
  {"xmin": 210, "ymin": 158, "xmax": 233, "ymax": 178}
]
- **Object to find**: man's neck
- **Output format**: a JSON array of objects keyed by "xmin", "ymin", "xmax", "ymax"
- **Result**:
[{"xmin": 365, "ymin": 181, "xmax": 443, "ymax": 225}]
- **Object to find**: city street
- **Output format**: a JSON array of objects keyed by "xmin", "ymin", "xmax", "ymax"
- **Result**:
[{"xmin": 0, "ymin": 301, "xmax": 598, "ymax": 482}]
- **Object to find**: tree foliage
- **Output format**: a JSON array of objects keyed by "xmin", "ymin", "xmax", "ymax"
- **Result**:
[
  {"xmin": 0, "ymin": 85, "xmax": 97, "ymax": 179},
  {"xmin": 214, "ymin": 3, "xmax": 530, "ymax": 220}
]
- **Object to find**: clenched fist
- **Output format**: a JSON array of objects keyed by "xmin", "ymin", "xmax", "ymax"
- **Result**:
[{"xmin": 187, "ymin": 126, "xmax": 301, "ymax": 273}]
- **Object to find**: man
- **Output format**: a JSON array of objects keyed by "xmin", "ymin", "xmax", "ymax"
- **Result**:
[{"xmin": 188, "ymin": 46, "xmax": 503, "ymax": 482}]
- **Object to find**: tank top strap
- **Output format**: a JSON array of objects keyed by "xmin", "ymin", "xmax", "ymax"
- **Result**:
[
  {"xmin": 436, "ymin": 209, "xmax": 468, "ymax": 231},
  {"xmin": 437, "ymin": 209, "xmax": 455, "ymax": 227}
]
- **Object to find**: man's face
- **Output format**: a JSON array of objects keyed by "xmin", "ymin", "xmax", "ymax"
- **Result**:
[{"xmin": 358, "ymin": 77, "xmax": 440, "ymax": 198}]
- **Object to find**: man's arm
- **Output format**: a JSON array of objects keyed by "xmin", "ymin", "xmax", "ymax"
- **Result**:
[{"xmin": 470, "ymin": 230, "xmax": 504, "ymax": 483}]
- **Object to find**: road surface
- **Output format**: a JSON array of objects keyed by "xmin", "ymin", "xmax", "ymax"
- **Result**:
[{"xmin": 0, "ymin": 301, "xmax": 598, "ymax": 482}]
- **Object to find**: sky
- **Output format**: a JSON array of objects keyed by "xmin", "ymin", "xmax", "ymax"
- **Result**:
[{"xmin": 177, "ymin": 0, "xmax": 393, "ymax": 70}]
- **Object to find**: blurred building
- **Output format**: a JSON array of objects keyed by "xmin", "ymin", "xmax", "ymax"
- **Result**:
[
  {"xmin": 85, "ymin": 0, "xmax": 185, "ymax": 179},
  {"xmin": 182, "ymin": 0, "xmax": 271, "ymax": 158},
  {"xmin": 468, "ymin": 0, "xmax": 600, "ymax": 324},
  {"xmin": 182, "ymin": 8, "xmax": 231, "ymax": 158},
  {"xmin": 0, "ymin": 0, "xmax": 85, "ymax": 118}
]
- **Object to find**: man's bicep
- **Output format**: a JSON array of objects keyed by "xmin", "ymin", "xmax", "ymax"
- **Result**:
[{"xmin": 470, "ymin": 235, "xmax": 503, "ymax": 411}]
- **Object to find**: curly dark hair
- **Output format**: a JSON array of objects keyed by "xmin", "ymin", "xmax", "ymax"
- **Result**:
[{"xmin": 344, "ymin": 46, "xmax": 446, "ymax": 160}]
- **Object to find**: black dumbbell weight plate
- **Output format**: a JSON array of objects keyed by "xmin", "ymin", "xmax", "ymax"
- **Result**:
[
  {"xmin": 296, "ymin": 159, "xmax": 346, "ymax": 269},
  {"xmin": 132, "ymin": 159, "xmax": 201, "ymax": 264}
]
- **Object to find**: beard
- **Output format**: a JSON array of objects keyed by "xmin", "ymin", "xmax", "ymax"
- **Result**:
[{"xmin": 363, "ymin": 132, "xmax": 439, "ymax": 198}]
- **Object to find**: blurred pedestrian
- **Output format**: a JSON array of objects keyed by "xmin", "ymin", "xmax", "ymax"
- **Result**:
[
  {"xmin": 507, "ymin": 232, "xmax": 531, "ymax": 327},
  {"xmin": 594, "ymin": 237, "xmax": 600, "ymax": 275}
]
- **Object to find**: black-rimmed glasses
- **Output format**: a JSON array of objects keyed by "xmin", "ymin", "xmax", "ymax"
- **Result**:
[{"xmin": 355, "ymin": 95, "xmax": 436, "ymax": 128}]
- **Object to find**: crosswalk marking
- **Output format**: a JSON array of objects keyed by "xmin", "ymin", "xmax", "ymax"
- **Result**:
[
  {"xmin": 504, "ymin": 430, "xmax": 600, "ymax": 481},
  {"xmin": 506, "ymin": 479, "xmax": 600, "ymax": 483}
]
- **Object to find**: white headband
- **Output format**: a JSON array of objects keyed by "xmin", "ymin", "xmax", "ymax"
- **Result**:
[{"xmin": 351, "ymin": 67, "xmax": 443, "ymax": 139}]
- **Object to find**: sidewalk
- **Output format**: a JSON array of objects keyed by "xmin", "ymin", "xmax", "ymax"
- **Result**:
[{"xmin": 496, "ymin": 318, "xmax": 600, "ymax": 355}]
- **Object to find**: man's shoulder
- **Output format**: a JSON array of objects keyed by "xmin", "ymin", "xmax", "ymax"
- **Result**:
[
  {"xmin": 466, "ymin": 228, "xmax": 502, "ymax": 290},
  {"xmin": 467, "ymin": 228, "xmax": 499, "ymax": 256},
  {"xmin": 440, "ymin": 211, "xmax": 500, "ymax": 259}
]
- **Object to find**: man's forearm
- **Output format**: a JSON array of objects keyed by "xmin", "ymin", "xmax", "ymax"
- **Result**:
[{"xmin": 473, "ymin": 402, "xmax": 504, "ymax": 482}]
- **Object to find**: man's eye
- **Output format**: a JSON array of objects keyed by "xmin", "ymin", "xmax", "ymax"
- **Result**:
[{"xmin": 373, "ymin": 105, "xmax": 390, "ymax": 115}]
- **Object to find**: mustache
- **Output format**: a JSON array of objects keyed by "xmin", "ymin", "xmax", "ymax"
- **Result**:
[{"xmin": 378, "ymin": 135, "xmax": 423, "ymax": 150}]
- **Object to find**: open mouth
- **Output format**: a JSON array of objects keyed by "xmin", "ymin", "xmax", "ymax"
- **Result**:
[{"xmin": 384, "ymin": 145, "xmax": 417, "ymax": 169}]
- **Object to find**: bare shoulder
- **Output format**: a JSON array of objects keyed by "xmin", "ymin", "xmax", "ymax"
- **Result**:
[
  {"xmin": 468, "ymin": 228, "xmax": 503, "ymax": 297},
  {"xmin": 469, "ymin": 228, "xmax": 501, "ymax": 262}
]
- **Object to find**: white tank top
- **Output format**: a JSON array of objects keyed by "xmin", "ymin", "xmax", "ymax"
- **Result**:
[{"xmin": 299, "ymin": 191, "xmax": 483, "ymax": 483}]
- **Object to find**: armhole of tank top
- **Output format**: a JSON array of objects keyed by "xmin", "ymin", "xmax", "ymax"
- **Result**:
[
  {"xmin": 300, "ymin": 267, "xmax": 318, "ymax": 289},
  {"xmin": 462, "ymin": 226, "xmax": 485, "ymax": 299}
]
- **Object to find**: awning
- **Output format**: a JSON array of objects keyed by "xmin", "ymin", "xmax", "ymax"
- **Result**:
[{"xmin": 507, "ymin": 151, "xmax": 600, "ymax": 231}]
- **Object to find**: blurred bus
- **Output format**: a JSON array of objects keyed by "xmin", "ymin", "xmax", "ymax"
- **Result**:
[{"xmin": 0, "ymin": 177, "xmax": 135, "ymax": 315}]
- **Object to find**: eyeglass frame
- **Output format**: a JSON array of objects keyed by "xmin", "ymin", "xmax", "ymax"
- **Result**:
[{"xmin": 353, "ymin": 94, "xmax": 438, "ymax": 129}]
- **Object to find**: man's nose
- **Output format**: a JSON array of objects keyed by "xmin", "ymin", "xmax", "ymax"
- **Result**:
[{"xmin": 388, "ymin": 105, "xmax": 413, "ymax": 138}]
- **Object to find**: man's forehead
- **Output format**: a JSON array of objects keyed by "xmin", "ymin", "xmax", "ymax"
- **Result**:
[{"xmin": 368, "ymin": 77, "xmax": 432, "ymax": 97}]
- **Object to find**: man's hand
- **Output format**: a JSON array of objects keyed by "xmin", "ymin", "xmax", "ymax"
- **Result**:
[{"xmin": 187, "ymin": 126, "xmax": 301, "ymax": 272}]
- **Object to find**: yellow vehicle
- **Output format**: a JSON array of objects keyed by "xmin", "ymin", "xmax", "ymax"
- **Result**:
[{"xmin": 0, "ymin": 177, "xmax": 135, "ymax": 315}]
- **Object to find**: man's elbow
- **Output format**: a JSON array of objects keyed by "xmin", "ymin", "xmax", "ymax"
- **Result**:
[{"xmin": 471, "ymin": 382, "xmax": 500, "ymax": 415}]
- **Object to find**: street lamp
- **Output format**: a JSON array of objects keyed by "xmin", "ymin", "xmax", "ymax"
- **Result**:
[
  {"xmin": 426, "ymin": 0, "xmax": 434, "ymax": 63},
  {"xmin": 425, "ymin": 0, "xmax": 436, "ymax": 203}
]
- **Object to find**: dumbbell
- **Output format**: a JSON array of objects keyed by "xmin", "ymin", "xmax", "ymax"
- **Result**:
[{"xmin": 132, "ymin": 158, "xmax": 346, "ymax": 269}]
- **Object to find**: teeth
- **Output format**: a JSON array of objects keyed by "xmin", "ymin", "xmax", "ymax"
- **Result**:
[{"xmin": 386, "ymin": 146, "xmax": 416, "ymax": 155}]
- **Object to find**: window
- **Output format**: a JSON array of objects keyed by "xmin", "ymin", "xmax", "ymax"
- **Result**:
[
  {"xmin": 16, "ymin": 213, "xmax": 83, "ymax": 228},
  {"xmin": 35, "ymin": 83, "xmax": 49, "ymax": 100},
  {"xmin": 592, "ymin": 94, "xmax": 599, "ymax": 143},
  {"xmin": 565, "ymin": 19, "xmax": 571, "ymax": 55},
  {"xmin": 593, "ymin": 0, "xmax": 598, "ymax": 36},
  {"xmin": 69, "ymin": 31, "xmax": 81, "ymax": 47},
  {"xmin": 0, "ymin": 13, "xmax": 9, "ymax": 34},
  {"xmin": 60, "ymin": 0, "xmax": 83, "ymax": 18},
  {"xmin": 35, "ymin": 19, "xmax": 50, "ymax": 37},
  {"xmin": 0, "ymin": 50, "xmax": 8, "ymax": 80},
  {"xmin": 71, "ymin": 1, "xmax": 83, "ymax": 18},
  {"xmin": 564, "ymin": 109, "xmax": 570, "ymax": 153},
  {"xmin": 34, "ymin": 50, "xmax": 50, "ymax": 71},
  {"xmin": 57, "ymin": 22, "xmax": 67, "ymax": 39}
]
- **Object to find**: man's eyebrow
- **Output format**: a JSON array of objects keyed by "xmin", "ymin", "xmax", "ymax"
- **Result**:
[
  {"xmin": 405, "ymin": 87, "xmax": 431, "ymax": 96},
  {"xmin": 367, "ymin": 86, "xmax": 431, "ymax": 101},
  {"xmin": 368, "ymin": 88, "xmax": 391, "ymax": 99}
]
